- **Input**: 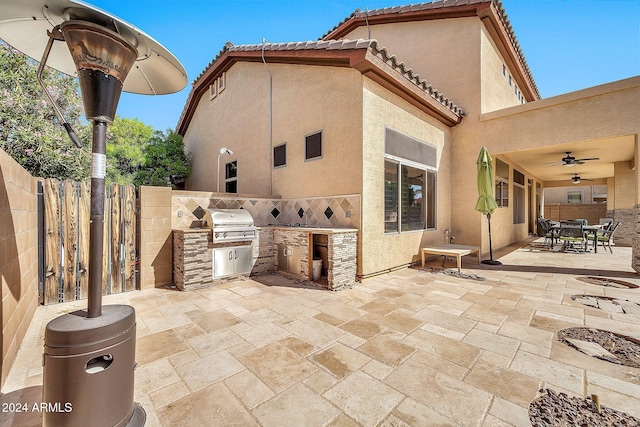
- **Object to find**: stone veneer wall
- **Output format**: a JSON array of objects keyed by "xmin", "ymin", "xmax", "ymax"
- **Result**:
[
  {"xmin": 173, "ymin": 230, "xmax": 263, "ymax": 290},
  {"xmin": 328, "ymin": 231, "xmax": 358, "ymax": 290},
  {"xmin": 253, "ymin": 228, "xmax": 275, "ymax": 275},
  {"xmin": 271, "ymin": 229, "xmax": 358, "ymax": 290},
  {"xmin": 634, "ymin": 205, "xmax": 640, "ymax": 273},
  {"xmin": 0, "ymin": 150, "xmax": 39, "ymax": 388},
  {"xmin": 173, "ymin": 231, "xmax": 213, "ymax": 290},
  {"xmin": 612, "ymin": 208, "xmax": 633, "ymax": 246}
]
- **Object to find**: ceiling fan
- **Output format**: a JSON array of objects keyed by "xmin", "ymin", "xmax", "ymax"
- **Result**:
[
  {"xmin": 546, "ymin": 151, "xmax": 600, "ymax": 167},
  {"xmin": 571, "ymin": 173, "xmax": 594, "ymax": 184}
]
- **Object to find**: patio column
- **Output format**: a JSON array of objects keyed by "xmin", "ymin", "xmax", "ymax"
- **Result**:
[{"xmin": 633, "ymin": 136, "xmax": 640, "ymax": 273}]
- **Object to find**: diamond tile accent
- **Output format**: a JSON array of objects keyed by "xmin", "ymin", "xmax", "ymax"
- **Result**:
[
  {"xmin": 324, "ymin": 207, "xmax": 334, "ymax": 220},
  {"xmin": 171, "ymin": 194, "xmax": 360, "ymax": 228},
  {"xmin": 193, "ymin": 206, "xmax": 205, "ymax": 219}
]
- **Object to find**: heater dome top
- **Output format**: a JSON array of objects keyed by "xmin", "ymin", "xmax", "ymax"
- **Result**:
[{"xmin": 0, "ymin": 0, "xmax": 187, "ymax": 95}]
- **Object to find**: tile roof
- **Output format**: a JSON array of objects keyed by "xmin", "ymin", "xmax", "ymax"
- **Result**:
[
  {"xmin": 321, "ymin": 0, "xmax": 540, "ymax": 100},
  {"xmin": 367, "ymin": 40, "xmax": 466, "ymax": 116},
  {"xmin": 177, "ymin": 39, "xmax": 465, "ymax": 134},
  {"xmin": 322, "ymin": 0, "xmax": 489, "ymax": 37}
]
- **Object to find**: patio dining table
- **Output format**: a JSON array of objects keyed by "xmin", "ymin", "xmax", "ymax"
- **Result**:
[{"xmin": 551, "ymin": 223, "xmax": 604, "ymax": 252}]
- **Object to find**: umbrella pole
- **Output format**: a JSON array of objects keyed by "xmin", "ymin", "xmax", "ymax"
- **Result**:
[{"xmin": 482, "ymin": 213, "xmax": 502, "ymax": 266}]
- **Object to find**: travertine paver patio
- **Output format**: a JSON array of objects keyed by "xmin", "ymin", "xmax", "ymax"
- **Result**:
[{"xmin": 2, "ymin": 238, "xmax": 640, "ymax": 426}]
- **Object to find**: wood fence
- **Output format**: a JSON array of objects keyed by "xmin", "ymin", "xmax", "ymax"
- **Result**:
[{"xmin": 40, "ymin": 179, "xmax": 137, "ymax": 305}]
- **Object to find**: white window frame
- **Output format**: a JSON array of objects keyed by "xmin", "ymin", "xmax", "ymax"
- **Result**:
[
  {"xmin": 384, "ymin": 155, "xmax": 437, "ymax": 233},
  {"xmin": 567, "ymin": 189, "xmax": 583, "ymax": 204}
]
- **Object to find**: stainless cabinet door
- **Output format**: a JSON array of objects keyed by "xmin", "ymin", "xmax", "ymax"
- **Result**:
[
  {"xmin": 287, "ymin": 246, "xmax": 300, "ymax": 275},
  {"xmin": 277, "ymin": 243, "xmax": 288, "ymax": 272},
  {"xmin": 213, "ymin": 248, "xmax": 234, "ymax": 278},
  {"xmin": 234, "ymin": 246, "xmax": 254, "ymax": 275}
]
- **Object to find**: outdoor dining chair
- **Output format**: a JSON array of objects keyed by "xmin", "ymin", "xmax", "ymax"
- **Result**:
[
  {"xmin": 558, "ymin": 220, "xmax": 587, "ymax": 252},
  {"xmin": 537, "ymin": 218, "xmax": 556, "ymax": 248},
  {"xmin": 592, "ymin": 221, "xmax": 620, "ymax": 253}
]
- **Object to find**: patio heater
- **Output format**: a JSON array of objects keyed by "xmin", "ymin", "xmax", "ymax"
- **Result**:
[{"xmin": 0, "ymin": 1, "xmax": 186, "ymax": 426}]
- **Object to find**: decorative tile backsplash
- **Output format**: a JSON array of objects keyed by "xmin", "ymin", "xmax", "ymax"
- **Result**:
[{"xmin": 172, "ymin": 192, "xmax": 361, "ymax": 230}]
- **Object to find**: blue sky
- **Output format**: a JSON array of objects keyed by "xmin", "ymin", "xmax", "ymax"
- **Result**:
[{"xmin": 85, "ymin": 0, "xmax": 639, "ymax": 132}]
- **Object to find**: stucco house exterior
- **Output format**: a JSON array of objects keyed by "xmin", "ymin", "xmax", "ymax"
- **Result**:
[{"xmin": 176, "ymin": 0, "xmax": 640, "ymax": 277}]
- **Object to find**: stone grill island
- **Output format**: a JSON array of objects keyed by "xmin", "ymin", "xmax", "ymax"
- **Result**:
[{"xmin": 173, "ymin": 226, "xmax": 358, "ymax": 291}]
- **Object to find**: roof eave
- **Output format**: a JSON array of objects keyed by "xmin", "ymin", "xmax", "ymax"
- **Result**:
[
  {"xmin": 322, "ymin": 1, "xmax": 540, "ymax": 102},
  {"xmin": 322, "ymin": 3, "xmax": 484, "ymax": 41},
  {"xmin": 177, "ymin": 49, "xmax": 358, "ymax": 135},
  {"xmin": 177, "ymin": 45, "xmax": 463, "ymax": 135},
  {"xmin": 353, "ymin": 51, "xmax": 462, "ymax": 126}
]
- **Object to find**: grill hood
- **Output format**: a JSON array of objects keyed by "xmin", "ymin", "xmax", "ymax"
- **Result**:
[
  {"xmin": 202, "ymin": 209, "xmax": 256, "ymax": 243},
  {"xmin": 203, "ymin": 209, "xmax": 254, "ymax": 228}
]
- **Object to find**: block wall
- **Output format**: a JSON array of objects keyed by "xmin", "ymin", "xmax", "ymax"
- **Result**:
[
  {"xmin": 139, "ymin": 186, "xmax": 173, "ymax": 289},
  {"xmin": 0, "ymin": 150, "xmax": 39, "ymax": 388}
]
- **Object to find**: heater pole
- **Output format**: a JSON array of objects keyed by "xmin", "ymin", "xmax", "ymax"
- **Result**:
[{"xmin": 88, "ymin": 120, "xmax": 107, "ymax": 318}]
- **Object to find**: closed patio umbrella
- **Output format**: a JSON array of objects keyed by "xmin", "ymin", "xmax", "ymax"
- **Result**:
[{"xmin": 475, "ymin": 146, "xmax": 502, "ymax": 265}]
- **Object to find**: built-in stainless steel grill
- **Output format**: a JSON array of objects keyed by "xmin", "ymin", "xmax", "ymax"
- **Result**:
[{"xmin": 203, "ymin": 208, "xmax": 257, "ymax": 243}]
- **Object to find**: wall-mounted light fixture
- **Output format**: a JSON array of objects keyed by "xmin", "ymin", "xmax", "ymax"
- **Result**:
[{"xmin": 218, "ymin": 146, "xmax": 234, "ymax": 193}]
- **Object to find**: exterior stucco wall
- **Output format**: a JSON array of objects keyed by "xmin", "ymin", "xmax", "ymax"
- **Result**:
[
  {"xmin": 479, "ymin": 78, "xmax": 640, "ymax": 152},
  {"xmin": 361, "ymin": 79, "xmax": 450, "ymax": 277},
  {"xmin": 343, "ymin": 18, "xmax": 482, "ymax": 115},
  {"xmin": 454, "ymin": 78, "xmax": 640, "ymax": 253},
  {"xmin": 478, "ymin": 156, "xmax": 536, "ymax": 251},
  {"xmin": 607, "ymin": 177, "xmax": 615, "ymax": 211},
  {"xmin": 342, "ymin": 16, "xmax": 543, "ymax": 257},
  {"xmin": 480, "ymin": 26, "xmax": 526, "ymax": 113},
  {"xmin": 184, "ymin": 62, "xmax": 270, "ymax": 193},
  {"xmin": 269, "ymin": 65, "xmax": 364, "ymax": 198},
  {"xmin": 183, "ymin": 62, "xmax": 364, "ymax": 198},
  {"xmin": 0, "ymin": 150, "xmax": 39, "ymax": 388},
  {"xmin": 614, "ymin": 161, "xmax": 636, "ymax": 209},
  {"xmin": 612, "ymin": 161, "xmax": 637, "ymax": 247}
]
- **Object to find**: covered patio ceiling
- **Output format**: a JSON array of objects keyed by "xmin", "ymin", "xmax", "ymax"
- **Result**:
[{"xmin": 501, "ymin": 134, "xmax": 635, "ymax": 186}]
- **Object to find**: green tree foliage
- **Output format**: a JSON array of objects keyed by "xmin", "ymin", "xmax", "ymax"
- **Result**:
[
  {"xmin": 105, "ymin": 116, "xmax": 153, "ymax": 184},
  {"xmin": 1, "ymin": 41, "xmax": 192, "ymax": 187},
  {"xmin": 0, "ymin": 41, "xmax": 90, "ymax": 180},
  {"xmin": 135, "ymin": 130, "xmax": 191, "ymax": 188}
]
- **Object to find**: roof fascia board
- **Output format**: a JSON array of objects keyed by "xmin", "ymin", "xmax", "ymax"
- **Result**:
[{"xmin": 323, "ymin": 3, "xmax": 484, "ymax": 40}]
